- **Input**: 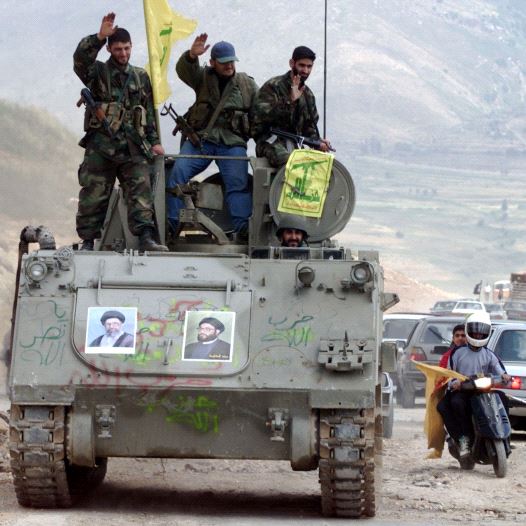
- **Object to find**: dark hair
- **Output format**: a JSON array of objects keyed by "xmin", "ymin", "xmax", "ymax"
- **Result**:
[
  {"xmin": 292, "ymin": 45, "xmax": 316, "ymax": 61},
  {"xmin": 453, "ymin": 324, "xmax": 465, "ymax": 335},
  {"xmin": 108, "ymin": 28, "xmax": 131, "ymax": 46}
]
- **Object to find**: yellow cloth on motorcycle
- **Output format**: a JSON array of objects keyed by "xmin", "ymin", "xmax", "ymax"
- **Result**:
[
  {"xmin": 277, "ymin": 149, "xmax": 334, "ymax": 218},
  {"xmin": 413, "ymin": 362, "xmax": 467, "ymax": 459}
]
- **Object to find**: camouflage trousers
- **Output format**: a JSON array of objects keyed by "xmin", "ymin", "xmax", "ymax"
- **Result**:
[
  {"xmin": 76, "ymin": 148, "xmax": 155, "ymax": 240},
  {"xmin": 256, "ymin": 140, "xmax": 291, "ymax": 168}
]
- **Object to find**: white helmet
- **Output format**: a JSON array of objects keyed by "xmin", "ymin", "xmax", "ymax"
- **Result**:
[{"xmin": 465, "ymin": 311, "xmax": 491, "ymax": 348}]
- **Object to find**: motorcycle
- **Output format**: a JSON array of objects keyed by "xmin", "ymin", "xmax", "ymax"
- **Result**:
[{"xmin": 446, "ymin": 375, "xmax": 511, "ymax": 478}]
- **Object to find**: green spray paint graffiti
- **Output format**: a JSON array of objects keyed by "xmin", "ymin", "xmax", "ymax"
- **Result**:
[
  {"xmin": 261, "ymin": 315, "xmax": 315, "ymax": 347},
  {"xmin": 145, "ymin": 394, "xmax": 219, "ymax": 433}
]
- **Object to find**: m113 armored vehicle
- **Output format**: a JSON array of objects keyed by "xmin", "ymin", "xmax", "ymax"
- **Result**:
[{"xmin": 8, "ymin": 153, "xmax": 398, "ymax": 517}]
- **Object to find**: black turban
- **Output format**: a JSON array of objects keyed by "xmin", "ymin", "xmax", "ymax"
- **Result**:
[
  {"xmin": 100, "ymin": 310, "xmax": 125, "ymax": 324},
  {"xmin": 198, "ymin": 317, "xmax": 225, "ymax": 333}
]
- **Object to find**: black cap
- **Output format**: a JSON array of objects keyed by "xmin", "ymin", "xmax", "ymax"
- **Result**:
[
  {"xmin": 101, "ymin": 310, "xmax": 125, "ymax": 324},
  {"xmin": 199, "ymin": 317, "xmax": 225, "ymax": 333}
]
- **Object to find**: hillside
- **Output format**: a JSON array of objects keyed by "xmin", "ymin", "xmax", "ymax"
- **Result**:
[{"xmin": 4, "ymin": 0, "xmax": 526, "ymax": 166}]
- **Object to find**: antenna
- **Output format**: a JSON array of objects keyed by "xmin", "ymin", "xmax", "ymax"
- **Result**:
[{"xmin": 323, "ymin": 0, "xmax": 328, "ymax": 138}]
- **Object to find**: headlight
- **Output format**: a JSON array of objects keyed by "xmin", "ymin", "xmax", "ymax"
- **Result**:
[
  {"xmin": 297, "ymin": 266, "xmax": 315, "ymax": 287},
  {"xmin": 26, "ymin": 260, "xmax": 48, "ymax": 282},
  {"xmin": 350, "ymin": 263, "xmax": 371, "ymax": 285},
  {"xmin": 473, "ymin": 377, "xmax": 492, "ymax": 389}
]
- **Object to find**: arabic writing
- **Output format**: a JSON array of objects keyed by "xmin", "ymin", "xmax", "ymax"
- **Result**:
[
  {"xmin": 261, "ymin": 315, "xmax": 314, "ymax": 347},
  {"xmin": 19, "ymin": 300, "xmax": 68, "ymax": 366}
]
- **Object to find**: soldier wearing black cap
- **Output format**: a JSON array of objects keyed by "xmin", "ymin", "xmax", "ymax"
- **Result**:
[
  {"xmin": 89, "ymin": 309, "xmax": 135, "ymax": 347},
  {"xmin": 167, "ymin": 32, "xmax": 258, "ymax": 237},
  {"xmin": 252, "ymin": 45, "xmax": 333, "ymax": 167},
  {"xmin": 184, "ymin": 316, "xmax": 231, "ymax": 360}
]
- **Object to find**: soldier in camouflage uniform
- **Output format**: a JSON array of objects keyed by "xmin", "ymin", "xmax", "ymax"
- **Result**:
[
  {"xmin": 74, "ymin": 12, "xmax": 167, "ymax": 251},
  {"xmin": 252, "ymin": 46, "xmax": 332, "ymax": 167},
  {"xmin": 167, "ymin": 33, "xmax": 257, "ymax": 235}
]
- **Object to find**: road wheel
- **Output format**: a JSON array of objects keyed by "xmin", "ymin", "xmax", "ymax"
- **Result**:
[
  {"xmin": 490, "ymin": 439, "xmax": 507, "ymax": 478},
  {"xmin": 10, "ymin": 405, "xmax": 73, "ymax": 507},
  {"xmin": 67, "ymin": 458, "xmax": 108, "ymax": 496},
  {"xmin": 318, "ymin": 408, "xmax": 379, "ymax": 518}
]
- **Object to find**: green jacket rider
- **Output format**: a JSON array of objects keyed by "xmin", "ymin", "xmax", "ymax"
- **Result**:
[
  {"xmin": 252, "ymin": 45, "xmax": 332, "ymax": 167},
  {"xmin": 74, "ymin": 12, "xmax": 167, "ymax": 252}
]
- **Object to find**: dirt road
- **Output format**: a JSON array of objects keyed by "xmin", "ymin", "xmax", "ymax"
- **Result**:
[{"xmin": 0, "ymin": 399, "xmax": 524, "ymax": 525}]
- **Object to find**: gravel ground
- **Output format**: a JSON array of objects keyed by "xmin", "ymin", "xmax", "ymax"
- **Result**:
[{"xmin": 0, "ymin": 398, "xmax": 524, "ymax": 525}]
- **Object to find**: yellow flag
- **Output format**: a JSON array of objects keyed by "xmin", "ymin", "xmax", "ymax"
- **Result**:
[
  {"xmin": 413, "ymin": 362, "xmax": 467, "ymax": 458},
  {"xmin": 143, "ymin": 0, "xmax": 197, "ymax": 106},
  {"xmin": 277, "ymin": 149, "xmax": 334, "ymax": 218}
]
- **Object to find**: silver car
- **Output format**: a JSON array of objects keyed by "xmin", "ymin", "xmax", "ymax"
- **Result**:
[{"xmin": 488, "ymin": 322, "xmax": 526, "ymax": 431}]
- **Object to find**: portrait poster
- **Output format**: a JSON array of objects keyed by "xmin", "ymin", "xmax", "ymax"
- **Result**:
[
  {"xmin": 182, "ymin": 311, "xmax": 235, "ymax": 362},
  {"xmin": 85, "ymin": 307, "xmax": 137, "ymax": 354},
  {"xmin": 277, "ymin": 149, "xmax": 334, "ymax": 218}
]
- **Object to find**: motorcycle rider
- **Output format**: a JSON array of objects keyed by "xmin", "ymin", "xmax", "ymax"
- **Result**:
[{"xmin": 438, "ymin": 311, "xmax": 510, "ymax": 458}]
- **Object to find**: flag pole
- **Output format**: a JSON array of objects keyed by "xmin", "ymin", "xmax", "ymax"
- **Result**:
[{"xmin": 143, "ymin": 0, "xmax": 161, "ymax": 136}]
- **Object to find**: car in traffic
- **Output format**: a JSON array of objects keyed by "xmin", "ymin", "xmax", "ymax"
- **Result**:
[
  {"xmin": 383, "ymin": 313, "xmax": 428, "ymax": 346},
  {"xmin": 488, "ymin": 322, "xmax": 526, "ymax": 431},
  {"xmin": 397, "ymin": 315, "xmax": 466, "ymax": 407},
  {"xmin": 429, "ymin": 300, "xmax": 456, "ymax": 316},
  {"xmin": 451, "ymin": 300, "xmax": 485, "ymax": 315},
  {"xmin": 484, "ymin": 303, "xmax": 507, "ymax": 320},
  {"xmin": 503, "ymin": 301, "xmax": 526, "ymax": 321}
]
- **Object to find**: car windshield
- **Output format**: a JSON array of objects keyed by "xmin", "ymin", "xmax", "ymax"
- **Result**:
[
  {"xmin": 419, "ymin": 321, "xmax": 459, "ymax": 345},
  {"xmin": 492, "ymin": 330, "xmax": 526, "ymax": 362},
  {"xmin": 383, "ymin": 319, "xmax": 419, "ymax": 340},
  {"xmin": 484, "ymin": 304, "xmax": 501, "ymax": 312},
  {"xmin": 455, "ymin": 301, "xmax": 481, "ymax": 310},
  {"xmin": 432, "ymin": 301, "xmax": 455, "ymax": 311}
]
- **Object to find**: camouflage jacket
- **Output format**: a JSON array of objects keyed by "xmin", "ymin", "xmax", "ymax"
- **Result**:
[
  {"xmin": 74, "ymin": 34, "xmax": 160, "ymax": 157},
  {"xmin": 252, "ymin": 71, "xmax": 320, "ymax": 144},
  {"xmin": 176, "ymin": 51, "xmax": 258, "ymax": 147}
]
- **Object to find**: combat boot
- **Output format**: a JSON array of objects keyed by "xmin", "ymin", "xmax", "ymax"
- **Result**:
[
  {"xmin": 458, "ymin": 435, "xmax": 471, "ymax": 458},
  {"xmin": 138, "ymin": 228, "xmax": 168, "ymax": 252},
  {"xmin": 80, "ymin": 239, "xmax": 94, "ymax": 251}
]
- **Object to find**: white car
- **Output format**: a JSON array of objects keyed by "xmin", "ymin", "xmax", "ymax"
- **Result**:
[
  {"xmin": 451, "ymin": 300, "xmax": 486, "ymax": 316},
  {"xmin": 488, "ymin": 322, "xmax": 526, "ymax": 431}
]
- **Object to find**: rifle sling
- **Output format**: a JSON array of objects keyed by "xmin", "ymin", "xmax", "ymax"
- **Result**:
[{"xmin": 201, "ymin": 79, "xmax": 235, "ymax": 139}]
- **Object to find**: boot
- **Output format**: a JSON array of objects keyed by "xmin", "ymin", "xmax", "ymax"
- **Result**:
[
  {"xmin": 458, "ymin": 436, "xmax": 471, "ymax": 458},
  {"xmin": 138, "ymin": 228, "xmax": 168, "ymax": 252},
  {"xmin": 80, "ymin": 239, "xmax": 94, "ymax": 251}
]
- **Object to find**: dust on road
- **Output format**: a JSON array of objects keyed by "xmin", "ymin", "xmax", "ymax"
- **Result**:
[{"xmin": 0, "ymin": 400, "xmax": 524, "ymax": 525}]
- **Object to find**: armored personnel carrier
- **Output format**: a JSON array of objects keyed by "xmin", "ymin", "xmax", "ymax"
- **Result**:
[{"xmin": 7, "ymin": 153, "xmax": 398, "ymax": 517}]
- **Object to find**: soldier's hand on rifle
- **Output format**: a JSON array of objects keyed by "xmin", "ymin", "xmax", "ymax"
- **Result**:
[
  {"xmin": 319, "ymin": 139, "xmax": 333, "ymax": 153},
  {"xmin": 98, "ymin": 12, "xmax": 117, "ymax": 41},
  {"xmin": 189, "ymin": 33, "xmax": 210, "ymax": 59},
  {"xmin": 151, "ymin": 144, "xmax": 165, "ymax": 156},
  {"xmin": 290, "ymin": 74, "xmax": 304, "ymax": 102}
]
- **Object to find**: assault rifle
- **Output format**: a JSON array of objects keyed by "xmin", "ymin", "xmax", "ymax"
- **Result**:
[
  {"xmin": 161, "ymin": 104, "xmax": 202, "ymax": 149},
  {"xmin": 269, "ymin": 128, "xmax": 335, "ymax": 152},
  {"xmin": 76, "ymin": 88, "xmax": 114, "ymax": 139}
]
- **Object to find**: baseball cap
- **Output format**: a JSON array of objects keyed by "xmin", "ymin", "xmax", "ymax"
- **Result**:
[{"xmin": 210, "ymin": 41, "xmax": 239, "ymax": 63}]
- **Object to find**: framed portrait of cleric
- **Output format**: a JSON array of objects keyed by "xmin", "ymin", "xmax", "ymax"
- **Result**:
[
  {"xmin": 85, "ymin": 307, "xmax": 137, "ymax": 354},
  {"xmin": 182, "ymin": 311, "xmax": 235, "ymax": 362}
]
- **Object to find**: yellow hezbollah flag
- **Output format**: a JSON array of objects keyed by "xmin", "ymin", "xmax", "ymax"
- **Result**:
[
  {"xmin": 143, "ymin": 0, "xmax": 197, "ymax": 106},
  {"xmin": 277, "ymin": 149, "xmax": 334, "ymax": 218},
  {"xmin": 413, "ymin": 362, "xmax": 467, "ymax": 459}
]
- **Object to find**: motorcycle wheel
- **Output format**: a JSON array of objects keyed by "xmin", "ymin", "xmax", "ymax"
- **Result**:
[
  {"xmin": 459, "ymin": 456, "xmax": 475, "ymax": 470},
  {"xmin": 491, "ymin": 439, "xmax": 507, "ymax": 478}
]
